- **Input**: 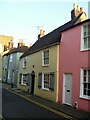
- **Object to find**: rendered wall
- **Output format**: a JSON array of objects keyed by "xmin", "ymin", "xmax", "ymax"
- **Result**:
[
  {"xmin": 18, "ymin": 45, "xmax": 59, "ymax": 102},
  {"xmin": 59, "ymin": 24, "xmax": 90, "ymax": 112}
]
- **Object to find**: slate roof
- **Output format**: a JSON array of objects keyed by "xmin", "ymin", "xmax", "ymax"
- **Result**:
[
  {"xmin": 20, "ymin": 13, "xmax": 83, "ymax": 59},
  {"xmin": 3, "ymin": 46, "xmax": 28, "ymax": 56}
]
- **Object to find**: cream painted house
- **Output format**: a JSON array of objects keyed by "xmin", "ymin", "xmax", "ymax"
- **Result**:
[{"xmin": 18, "ymin": 27, "xmax": 61, "ymax": 102}]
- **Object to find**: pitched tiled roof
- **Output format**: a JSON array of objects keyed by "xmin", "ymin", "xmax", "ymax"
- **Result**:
[
  {"xmin": 20, "ymin": 13, "xmax": 82, "ymax": 59},
  {"xmin": 3, "ymin": 46, "xmax": 28, "ymax": 56}
]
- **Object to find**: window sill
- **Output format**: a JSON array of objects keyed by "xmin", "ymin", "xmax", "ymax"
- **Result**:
[
  {"xmin": 23, "ymin": 67, "xmax": 26, "ymax": 69},
  {"xmin": 80, "ymin": 49, "xmax": 90, "ymax": 52},
  {"xmin": 21, "ymin": 83, "xmax": 27, "ymax": 86},
  {"xmin": 41, "ymin": 88, "xmax": 49, "ymax": 91},
  {"xmin": 42, "ymin": 64, "xmax": 49, "ymax": 67},
  {"xmin": 79, "ymin": 95, "xmax": 90, "ymax": 100}
]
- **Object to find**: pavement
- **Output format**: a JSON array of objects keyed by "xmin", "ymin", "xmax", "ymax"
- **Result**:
[{"xmin": 2, "ymin": 83, "xmax": 90, "ymax": 120}]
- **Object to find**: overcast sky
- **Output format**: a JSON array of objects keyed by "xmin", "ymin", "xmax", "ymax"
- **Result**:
[{"xmin": 0, "ymin": 0, "xmax": 89, "ymax": 46}]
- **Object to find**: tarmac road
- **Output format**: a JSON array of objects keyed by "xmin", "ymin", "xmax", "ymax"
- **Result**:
[{"xmin": 2, "ymin": 88, "xmax": 64, "ymax": 119}]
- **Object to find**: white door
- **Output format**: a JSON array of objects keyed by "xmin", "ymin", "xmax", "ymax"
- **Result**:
[{"xmin": 63, "ymin": 74, "xmax": 72, "ymax": 106}]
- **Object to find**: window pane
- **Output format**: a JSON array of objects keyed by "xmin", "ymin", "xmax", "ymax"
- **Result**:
[
  {"xmin": 88, "ymin": 77, "xmax": 90, "ymax": 83},
  {"xmin": 88, "ymin": 90, "xmax": 90, "ymax": 96},
  {"xmin": 88, "ymin": 83, "xmax": 90, "ymax": 89},
  {"xmin": 45, "ymin": 51, "xmax": 49, "ymax": 58},
  {"xmin": 83, "ymin": 26, "xmax": 87, "ymax": 36},
  {"xmin": 88, "ymin": 70, "xmax": 90, "ymax": 75},
  {"xmin": 84, "ymin": 37, "xmax": 88, "ymax": 49},
  {"xmin": 44, "ymin": 58, "xmax": 49, "ymax": 65},
  {"xmin": 83, "ymin": 89, "xmax": 86, "ymax": 95},
  {"xmin": 84, "ymin": 70, "xmax": 87, "ymax": 75},
  {"xmin": 84, "ymin": 76, "xmax": 86, "ymax": 82},
  {"xmin": 84, "ymin": 83, "xmax": 86, "ymax": 88},
  {"xmin": 88, "ymin": 24, "xmax": 90, "ymax": 35},
  {"xmin": 88, "ymin": 36, "xmax": 90, "ymax": 48}
]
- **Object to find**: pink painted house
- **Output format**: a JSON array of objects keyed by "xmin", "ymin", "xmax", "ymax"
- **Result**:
[{"xmin": 58, "ymin": 19, "xmax": 90, "ymax": 112}]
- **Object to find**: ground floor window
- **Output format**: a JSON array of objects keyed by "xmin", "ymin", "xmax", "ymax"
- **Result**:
[
  {"xmin": 38, "ymin": 72, "xmax": 54, "ymax": 91},
  {"xmin": 80, "ymin": 68, "xmax": 90, "ymax": 99},
  {"xmin": 42, "ymin": 73, "xmax": 50, "ymax": 90},
  {"xmin": 19, "ymin": 73, "xmax": 30, "ymax": 86}
]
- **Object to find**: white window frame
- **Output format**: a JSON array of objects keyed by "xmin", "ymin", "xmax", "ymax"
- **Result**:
[
  {"xmin": 42, "ymin": 50, "xmax": 49, "ymax": 66},
  {"xmin": 8, "ymin": 70, "xmax": 10, "ymax": 79},
  {"xmin": 80, "ymin": 68, "xmax": 90, "ymax": 100},
  {"xmin": 10, "ymin": 54, "xmax": 13, "ymax": 62},
  {"xmin": 42, "ymin": 73, "xmax": 50, "ymax": 90},
  {"xmin": 21, "ymin": 74, "xmax": 28, "ymax": 86},
  {"xmin": 81, "ymin": 23, "xmax": 90, "ymax": 51},
  {"xmin": 23, "ymin": 57, "xmax": 27, "ymax": 68}
]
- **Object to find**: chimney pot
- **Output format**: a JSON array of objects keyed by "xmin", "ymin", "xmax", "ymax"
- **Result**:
[
  {"xmin": 73, "ymin": 3, "xmax": 76, "ymax": 9},
  {"xmin": 80, "ymin": 7, "xmax": 83, "ymax": 13},
  {"xmin": 77, "ymin": 5, "xmax": 80, "ymax": 11}
]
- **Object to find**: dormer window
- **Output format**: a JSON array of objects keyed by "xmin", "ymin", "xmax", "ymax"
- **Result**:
[
  {"xmin": 23, "ymin": 57, "xmax": 27, "ymax": 69},
  {"xmin": 81, "ymin": 23, "xmax": 90, "ymax": 50}
]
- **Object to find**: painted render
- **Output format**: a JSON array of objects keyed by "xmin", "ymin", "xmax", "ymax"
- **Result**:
[
  {"xmin": 2, "ymin": 55, "xmax": 9, "ymax": 82},
  {"xmin": 58, "ymin": 22, "xmax": 90, "ymax": 112},
  {"xmin": 7, "ymin": 52, "xmax": 23, "ymax": 86},
  {"xmin": 18, "ymin": 45, "xmax": 59, "ymax": 102}
]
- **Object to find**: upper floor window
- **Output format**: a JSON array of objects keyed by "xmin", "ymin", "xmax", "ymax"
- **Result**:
[
  {"xmin": 23, "ymin": 57, "xmax": 27, "ymax": 69},
  {"xmin": 42, "ymin": 50, "xmax": 49, "ymax": 66},
  {"xmin": 10, "ymin": 54, "xmax": 13, "ymax": 62},
  {"xmin": 81, "ymin": 23, "xmax": 90, "ymax": 50},
  {"xmin": 80, "ymin": 68, "xmax": 90, "ymax": 99}
]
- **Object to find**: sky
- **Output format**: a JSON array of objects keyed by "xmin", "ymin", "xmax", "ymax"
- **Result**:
[{"xmin": 0, "ymin": 0, "xmax": 89, "ymax": 46}]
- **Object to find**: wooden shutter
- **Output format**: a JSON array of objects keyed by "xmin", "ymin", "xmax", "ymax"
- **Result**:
[
  {"xmin": 49, "ymin": 72, "xmax": 54, "ymax": 91},
  {"xmin": 19, "ymin": 73, "xmax": 22, "ymax": 84},
  {"xmin": 38, "ymin": 73, "xmax": 42, "ymax": 89}
]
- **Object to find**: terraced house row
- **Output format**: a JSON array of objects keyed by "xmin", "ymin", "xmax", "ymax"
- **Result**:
[{"xmin": 2, "ymin": 4, "xmax": 90, "ymax": 112}]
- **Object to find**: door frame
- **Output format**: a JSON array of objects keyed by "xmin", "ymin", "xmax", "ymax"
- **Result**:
[{"xmin": 62, "ymin": 73, "xmax": 72, "ymax": 106}]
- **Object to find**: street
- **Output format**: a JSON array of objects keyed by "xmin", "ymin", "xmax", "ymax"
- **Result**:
[{"xmin": 2, "ymin": 88, "xmax": 64, "ymax": 119}]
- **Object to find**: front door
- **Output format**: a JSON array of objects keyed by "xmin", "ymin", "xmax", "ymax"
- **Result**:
[{"xmin": 63, "ymin": 74, "xmax": 72, "ymax": 106}]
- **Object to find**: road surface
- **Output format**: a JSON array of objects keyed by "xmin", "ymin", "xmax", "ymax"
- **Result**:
[{"xmin": 2, "ymin": 88, "xmax": 64, "ymax": 119}]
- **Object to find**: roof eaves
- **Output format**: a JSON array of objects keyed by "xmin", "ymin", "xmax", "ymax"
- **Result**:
[{"xmin": 20, "ymin": 42, "xmax": 60, "ymax": 59}]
